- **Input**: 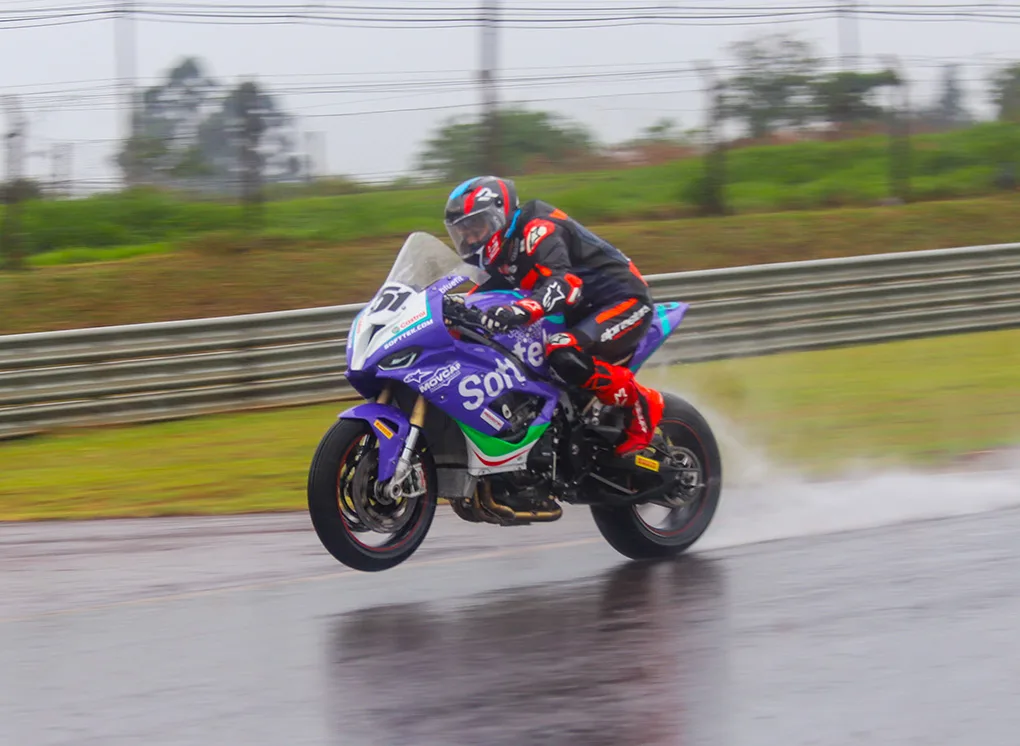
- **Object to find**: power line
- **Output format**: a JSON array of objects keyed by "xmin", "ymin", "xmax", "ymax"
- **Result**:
[
  {"xmin": 7, "ymin": 3, "xmax": 1020, "ymax": 29},
  {"xmin": 2, "ymin": 53, "xmax": 1015, "ymax": 100}
]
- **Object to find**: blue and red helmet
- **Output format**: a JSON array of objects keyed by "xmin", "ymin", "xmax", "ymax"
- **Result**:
[{"xmin": 443, "ymin": 176, "xmax": 519, "ymax": 268}]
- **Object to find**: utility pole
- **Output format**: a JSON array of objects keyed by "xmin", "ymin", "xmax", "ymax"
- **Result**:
[
  {"xmin": 303, "ymin": 131, "xmax": 326, "ymax": 182},
  {"xmin": 694, "ymin": 62, "xmax": 727, "ymax": 216},
  {"xmin": 882, "ymin": 55, "xmax": 912, "ymax": 203},
  {"xmin": 479, "ymin": 0, "xmax": 500, "ymax": 174},
  {"xmin": 838, "ymin": 0, "xmax": 860, "ymax": 72},
  {"xmin": 303, "ymin": 131, "xmax": 314, "ymax": 184},
  {"xmin": 116, "ymin": 0, "xmax": 137, "ymax": 186},
  {"xmin": 1, "ymin": 96, "xmax": 27, "ymax": 270},
  {"xmin": 51, "ymin": 143, "xmax": 73, "ymax": 199}
]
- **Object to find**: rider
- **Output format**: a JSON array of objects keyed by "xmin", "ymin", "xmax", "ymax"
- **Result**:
[{"xmin": 443, "ymin": 175, "xmax": 663, "ymax": 456}]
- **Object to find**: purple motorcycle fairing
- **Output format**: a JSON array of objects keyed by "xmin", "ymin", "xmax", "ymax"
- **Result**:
[
  {"xmin": 629, "ymin": 301, "xmax": 689, "ymax": 371},
  {"xmin": 345, "ymin": 286, "xmax": 560, "ymax": 442}
]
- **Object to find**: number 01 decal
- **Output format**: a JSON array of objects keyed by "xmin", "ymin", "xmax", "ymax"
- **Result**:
[{"xmin": 371, "ymin": 284, "xmax": 412, "ymax": 314}]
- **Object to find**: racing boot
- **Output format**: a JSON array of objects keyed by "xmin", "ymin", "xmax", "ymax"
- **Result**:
[{"xmin": 583, "ymin": 360, "xmax": 664, "ymax": 455}]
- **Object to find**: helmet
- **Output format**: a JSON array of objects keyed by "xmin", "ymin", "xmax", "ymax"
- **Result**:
[{"xmin": 443, "ymin": 176, "xmax": 519, "ymax": 268}]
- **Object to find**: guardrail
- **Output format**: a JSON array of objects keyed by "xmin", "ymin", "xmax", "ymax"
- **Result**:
[{"xmin": 1, "ymin": 241, "xmax": 1018, "ymax": 439}]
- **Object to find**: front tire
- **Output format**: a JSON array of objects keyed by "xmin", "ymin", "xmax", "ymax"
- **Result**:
[
  {"xmin": 590, "ymin": 393, "xmax": 722, "ymax": 561},
  {"xmin": 308, "ymin": 418, "xmax": 437, "ymax": 572}
]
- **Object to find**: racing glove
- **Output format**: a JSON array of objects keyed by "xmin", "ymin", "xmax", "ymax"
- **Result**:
[{"xmin": 479, "ymin": 299, "xmax": 543, "ymax": 332}]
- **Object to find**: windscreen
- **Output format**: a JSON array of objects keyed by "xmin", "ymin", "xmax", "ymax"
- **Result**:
[{"xmin": 385, "ymin": 232, "xmax": 488, "ymax": 291}]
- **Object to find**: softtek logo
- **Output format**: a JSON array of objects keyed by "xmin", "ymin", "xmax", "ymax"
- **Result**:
[{"xmin": 420, "ymin": 362, "xmax": 462, "ymax": 393}]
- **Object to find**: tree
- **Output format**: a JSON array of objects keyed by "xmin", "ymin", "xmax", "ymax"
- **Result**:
[
  {"xmin": 117, "ymin": 57, "xmax": 219, "ymax": 184},
  {"xmin": 811, "ymin": 70, "xmax": 900, "ymax": 129},
  {"xmin": 934, "ymin": 64, "xmax": 970, "ymax": 128},
  {"xmin": 720, "ymin": 33, "xmax": 820, "ymax": 139},
  {"xmin": 639, "ymin": 118, "xmax": 684, "ymax": 143},
  {"xmin": 117, "ymin": 57, "xmax": 302, "ymax": 193},
  {"xmin": 990, "ymin": 63, "xmax": 1020, "ymax": 123},
  {"xmin": 416, "ymin": 108, "xmax": 596, "ymax": 181}
]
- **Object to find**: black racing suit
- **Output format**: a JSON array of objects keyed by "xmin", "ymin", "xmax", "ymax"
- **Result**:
[{"xmin": 477, "ymin": 199, "xmax": 655, "ymax": 387}]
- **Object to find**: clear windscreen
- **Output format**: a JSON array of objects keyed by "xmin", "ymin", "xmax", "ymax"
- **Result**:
[{"xmin": 385, "ymin": 232, "xmax": 488, "ymax": 291}]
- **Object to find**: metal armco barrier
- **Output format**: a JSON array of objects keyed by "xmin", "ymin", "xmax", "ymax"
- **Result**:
[{"xmin": 1, "ymin": 241, "xmax": 1018, "ymax": 439}]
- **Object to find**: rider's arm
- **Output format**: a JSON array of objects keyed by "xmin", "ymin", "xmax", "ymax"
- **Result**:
[{"xmin": 514, "ymin": 218, "xmax": 584, "ymax": 320}]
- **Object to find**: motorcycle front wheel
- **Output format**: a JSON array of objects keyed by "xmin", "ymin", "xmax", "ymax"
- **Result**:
[
  {"xmin": 307, "ymin": 419, "xmax": 437, "ymax": 572},
  {"xmin": 590, "ymin": 393, "xmax": 722, "ymax": 561}
]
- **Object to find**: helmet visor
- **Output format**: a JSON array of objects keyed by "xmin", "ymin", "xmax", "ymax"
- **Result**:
[{"xmin": 445, "ymin": 209, "xmax": 505, "ymax": 262}]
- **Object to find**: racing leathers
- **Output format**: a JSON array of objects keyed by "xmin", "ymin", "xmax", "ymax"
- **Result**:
[{"xmin": 476, "ymin": 199, "xmax": 664, "ymax": 456}]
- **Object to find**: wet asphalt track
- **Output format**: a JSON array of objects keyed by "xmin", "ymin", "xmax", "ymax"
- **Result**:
[{"xmin": 3, "ymin": 467, "xmax": 1020, "ymax": 746}]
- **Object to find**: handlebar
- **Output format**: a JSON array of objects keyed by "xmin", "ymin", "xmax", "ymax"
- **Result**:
[
  {"xmin": 441, "ymin": 294, "xmax": 555, "ymax": 383},
  {"xmin": 442, "ymin": 294, "xmax": 526, "ymax": 364},
  {"xmin": 442, "ymin": 294, "xmax": 488, "ymax": 331}
]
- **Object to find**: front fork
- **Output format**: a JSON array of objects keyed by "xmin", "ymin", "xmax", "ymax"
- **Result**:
[{"xmin": 379, "ymin": 384, "xmax": 428, "ymax": 500}]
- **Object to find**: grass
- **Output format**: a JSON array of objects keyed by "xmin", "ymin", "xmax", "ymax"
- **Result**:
[
  {"xmin": 2, "ymin": 122, "xmax": 1018, "ymax": 263},
  {"xmin": 25, "ymin": 242, "xmax": 174, "ymax": 268},
  {"xmin": 1, "ymin": 328, "xmax": 1017, "ymax": 521},
  {"xmin": 1, "ymin": 194, "xmax": 1018, "ymax": 335}
]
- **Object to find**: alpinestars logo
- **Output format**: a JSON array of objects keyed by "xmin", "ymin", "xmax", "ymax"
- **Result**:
[
  {"xmin": 546, "ymin": 333, "xmax": 576, "ymax": 350},
  {"xmin": 613, "ymin": 388, "xmax": 628, "ymax": 406},
  {"xmin": 633, "ymin": 400, "xmax": 649, "ymax": 434},
  {"xmin": 600, "ymin": 304, "xmax": 651, "ymax": 342},
  {"xmin": 403, "ymin": 370, "xmax": 430, "ymax": 386},
  {"xmin": 525, "ymin": 223, "xmax": 550, "ymax": 255},
  {"xmin": 542, "ymin": 283, "xmax": 566, "ymax": 311}
]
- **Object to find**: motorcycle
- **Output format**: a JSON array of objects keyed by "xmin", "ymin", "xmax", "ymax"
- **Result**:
[{"xmin": 307, "ymin": 232, "xmax": 722, "ymax": 572}]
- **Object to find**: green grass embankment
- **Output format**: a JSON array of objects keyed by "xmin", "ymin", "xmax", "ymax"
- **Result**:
[
  {"xmin": 1, "ymin": 195, "xmax": 1017, "ymax": 335},
  {"xmin": 1, "ymin": 328, "xmax": 1017, "ymax": 521},
  {"xmin": 2, "ymin": 122, "xmax": 1017, "ymax": 265}
]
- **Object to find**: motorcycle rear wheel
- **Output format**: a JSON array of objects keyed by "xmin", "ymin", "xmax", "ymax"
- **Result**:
[
  {"xmin": 307, "ymin": 419, "xmax": 437, "ymax": 572},
  {"xmin": 590, "ymin": 393, "xmax": 722, "ymax": 560}
]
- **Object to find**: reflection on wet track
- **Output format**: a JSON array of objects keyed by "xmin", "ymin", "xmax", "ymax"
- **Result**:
[
  {"xmin": 3, "ymin": 473, "xmax": 1020, "ymax": 745},
  {"xmin": 329, "ymin": 559, "xmax": 727, "ymax": 746}
]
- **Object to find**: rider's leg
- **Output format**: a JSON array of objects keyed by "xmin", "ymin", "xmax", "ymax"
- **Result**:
[{"xmin": 545, "ymin": 299, "xmax": 663, "ymax": 455}]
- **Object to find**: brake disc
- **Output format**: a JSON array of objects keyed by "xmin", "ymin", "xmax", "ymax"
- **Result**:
[{"xmin": 350, "ymin": 450, "xmax": 418, "ymax": 534}]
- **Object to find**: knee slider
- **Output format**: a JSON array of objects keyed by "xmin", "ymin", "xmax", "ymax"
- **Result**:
[{"xmin": 546, "ymin": 346, "xmax": 594, "ymax": 387}]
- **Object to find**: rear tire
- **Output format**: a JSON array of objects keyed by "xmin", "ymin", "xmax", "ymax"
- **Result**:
[
  {"xmin": 308, "ymin": 418, "xmax": 437, "ymax": 572},
  {"xmin": 590, "ymin": 393, "xmax": 722, "ymax": 561}
]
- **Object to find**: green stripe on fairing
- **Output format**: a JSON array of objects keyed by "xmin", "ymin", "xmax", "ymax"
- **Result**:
[{"xmin": 457, "ymin": 421, "xmax": 549, "ymax": 458}]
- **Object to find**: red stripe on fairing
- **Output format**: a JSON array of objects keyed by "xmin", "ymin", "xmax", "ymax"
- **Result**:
[{"xmin": 472, "ymin": 447, "xmax": 524, "ymax": 467}]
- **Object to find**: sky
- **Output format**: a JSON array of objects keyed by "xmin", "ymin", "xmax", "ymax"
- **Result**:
[{"xmin": 1, "ymin": 0, "xmax": 1018, "ymax": 193}]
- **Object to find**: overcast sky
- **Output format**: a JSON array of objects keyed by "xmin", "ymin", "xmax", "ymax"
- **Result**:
[{"xmin": 1, "ymin": 0, "xmax": 1018, "ymax": 192}]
